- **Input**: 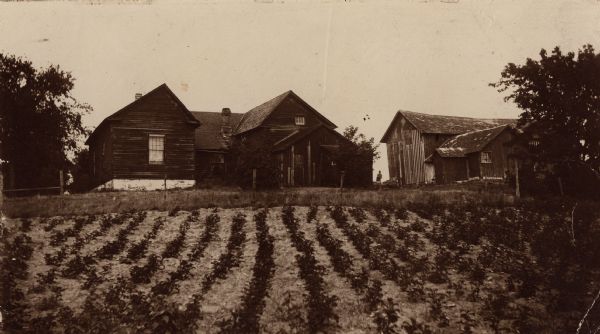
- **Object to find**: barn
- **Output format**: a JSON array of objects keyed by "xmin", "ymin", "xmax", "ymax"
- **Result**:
[
  {"xmin": 380, "ymin": 110, "xmax": 515, "ymax": 185},
  {"xmin": 86, "ymin": 84, "xmax": 370, "ymax": 190},
  {"xmin": 433, "ymin": 124, "xmax": 515, "ymax": 183}
]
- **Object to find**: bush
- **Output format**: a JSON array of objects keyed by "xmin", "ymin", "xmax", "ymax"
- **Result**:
[{"xmin": 230, "ymin": 134, "xmax": 280, "ymax": 189}]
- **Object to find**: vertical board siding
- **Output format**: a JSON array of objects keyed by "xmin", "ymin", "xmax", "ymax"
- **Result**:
[{"xmin": 384, "ymin": 116, "xmax": 428, "ymax": 185}]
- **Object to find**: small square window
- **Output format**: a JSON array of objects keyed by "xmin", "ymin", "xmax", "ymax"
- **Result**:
[
  {"xmin": 481, "ymin": 151, "xmax": 492, "ymax": 164},
  {"xmin": 295, "ymin": 116, "xmax": 305, "ymax": 126},
  {"xmin": 149, "ymin": 134, "xmax": 165, "ymax": 164}
]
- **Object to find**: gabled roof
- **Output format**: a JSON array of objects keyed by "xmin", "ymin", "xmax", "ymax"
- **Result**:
[
  {"xmin": 435, "ymin": 124, "xmax": 512, "ymax": 158},
  {"xmin": 235, "ymin": 90, "xmax": 337, "ymax": 135},
  {"xmin": 86, "ymin": 83, "xmax": 199, "ymax": 145},
  {"xmin": 191, "ymin": 111, "xmax": 244, "ymax": 151},
  {"xmin": 381, "ymin": 110, "xmax": 516, "ymax": 142}
]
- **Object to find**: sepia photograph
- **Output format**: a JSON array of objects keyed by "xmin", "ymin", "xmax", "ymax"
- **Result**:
[{"xmin": 1, "ymin": 0, "xmax": 600, "ymax": 332}]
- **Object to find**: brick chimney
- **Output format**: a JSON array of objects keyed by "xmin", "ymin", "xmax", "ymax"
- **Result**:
[
  {"xmin": 221, "ymin": 108, "xmax": 233, "ymax": 139},
  {"xmin": 135, "ymin": 93, "xmax": 142, "ymax": 100}
]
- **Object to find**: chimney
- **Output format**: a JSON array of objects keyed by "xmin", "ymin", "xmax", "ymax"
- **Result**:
[
  {"xmin": 135, "ymin": 93, "xmax": 143, "ymax": 100},
  {"xmin": 221, "ymin": 108, "xmax": 232, "ymax": 140}
]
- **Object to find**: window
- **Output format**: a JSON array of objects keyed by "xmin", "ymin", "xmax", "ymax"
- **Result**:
[
  {"xmin": 295, "ymin": 115, "xmax": 305, "ymax": 126},
  {"xmin": 149, "ymin": 134, "xmax": 164, "ymax": 164},
  {"xmin": 481, "ymin": 151, "xmax": 492, "ymax": 164},
  {"xmin": 211, "ymin": 154, "xmax": 225, "ymax": 164}
]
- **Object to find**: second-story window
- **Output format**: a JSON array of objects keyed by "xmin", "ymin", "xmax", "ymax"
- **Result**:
[
  {"xmin": 295, "ymin": 115, "xmax": 305, "ymax": 126},
  {"xmin": 149, "ymin": 134, "xmax": 165, "ymax": 164}
]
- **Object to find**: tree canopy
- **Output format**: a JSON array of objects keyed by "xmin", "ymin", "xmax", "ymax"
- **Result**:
[
  {"xmin": 336, "ymin": 125, "xmax": 378, "ymax": 187},
  {"xmin": 0, "ymin": 53, "xmax": 90, "ymax": 190},
  {"xmin": 491, "ymin": 45, "xmax": 600, "ymax": 173}
]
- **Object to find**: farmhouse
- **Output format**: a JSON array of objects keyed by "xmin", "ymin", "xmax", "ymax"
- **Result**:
[
  {"xmin": 380, "ymin": 110, "xmax": 516, "ymax": 185},
  {"xmin": 86, "ymin": 84, "xmax": 369, "ymax": 190}
]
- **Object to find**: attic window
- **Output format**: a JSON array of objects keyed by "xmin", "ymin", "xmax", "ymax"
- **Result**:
[
  {"xmin": 481, "ymin": 151, "xmax": 492, "ymax": 164},
  {"xmin": 149, "ymin": 134, "xmax": 165, "ymax": 164},
  {"xmin": 295, "ymin": 115, "xmax": 305, "ymax": 126}
]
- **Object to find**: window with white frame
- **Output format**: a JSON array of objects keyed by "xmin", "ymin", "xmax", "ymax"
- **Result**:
[
  {"xmin": 149, "ymin": 134, "xmax": 165, "ymax": 164},
  {"xmin": 481, "ymin": 151, "xmax": 492, "ymax": 164},
  {"xmin": 295, "ymin": 115, "xmax": 305, "ymax": 126}
]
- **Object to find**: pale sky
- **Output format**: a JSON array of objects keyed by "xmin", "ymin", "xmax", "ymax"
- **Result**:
[{"xmin": 2, "ymin": 0, "xmax": 600, "ymax": 179}]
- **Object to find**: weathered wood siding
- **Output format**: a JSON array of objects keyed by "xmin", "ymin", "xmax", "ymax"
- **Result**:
[
  {"xmin": 423, "ymin": 134, "xmax": 454, "ymax": 159},
  {"xmin": 384, "ymin": 116, "xmax": 427, "ymax": 185},
  {"xmin": 479, "ymin": 129, "xmax": 513, "ymax": 179},
  {"xmin": 280, "ymin": 127, "xmax": 347, "ymax": 187},
  {"xmin": 110, "ymin": 90, "xmax": 197, "ymax": 180},
  {"xmin": 261, "ymin": 96, "xmax": 327, "ymax": 144},
  {"xmin": 433, "ymin": 155, "xmax": 468, "ymax": 183}
]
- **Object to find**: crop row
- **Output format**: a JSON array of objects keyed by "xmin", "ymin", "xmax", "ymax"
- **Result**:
[
  {"xmin": 219, "ymin": 208, "xmax": 275, "ymax": 333},
  {"xmin": 1, "ymin": 230, "xmax": 34, "ymax": 332},
  {"xmin": 152, "ymin": 211, "xmax": 220, "ymax": 296},
  {"xmin": 281, "ymin": 206, "xmax": 338, "ymax": 333},
  {"xmin": 174, "ymin": 211, "xmax": 249, "ymax": 333}
]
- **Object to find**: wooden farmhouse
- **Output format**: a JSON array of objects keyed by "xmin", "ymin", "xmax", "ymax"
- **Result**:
[
  {"xmin": 86, "ymin": 84, "xmax": 370, "ymax": 190},
  {"xmin": 380, "ymin": 110, "xmax": 516, "ymax": 185}
]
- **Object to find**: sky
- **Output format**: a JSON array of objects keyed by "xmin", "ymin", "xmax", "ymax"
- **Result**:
[{"xmin": 2, "ymin": 0, "xmax": 600, "ymax": 180}]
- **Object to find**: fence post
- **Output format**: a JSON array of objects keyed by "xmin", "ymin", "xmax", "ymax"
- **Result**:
[
  {"xmin": 164, "ymin": 174, "xmax": 167, "ymax": 201},
  {"xmin": 59, "ymin": 170, "xmax": 64, "ymax": 195},
  {"xmin": 340, "ymin": 171, "xmax": 345, "ymax": 190},
  {"xmin": 252, "ymin": 169, "xmax": 257, "ymax": 191}
]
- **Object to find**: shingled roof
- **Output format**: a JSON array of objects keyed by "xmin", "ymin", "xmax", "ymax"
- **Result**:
[
  {"xmin": 235, "ymin": 91, "xmax": 292, "ymax": 134},
  {"xmin": 435, "ymin": 124, "xmax": 511, "ymax": 158},
  {"xmin": 235, "ymin": 90, "xmax": 336, "ymax": 135},
  {"xmin": 191, "ymin": 111, "xmax": 244, "ymax": 151},
  {"xmin": 381, "ymin": 110, "xmax": 516, "ymax": 142}
]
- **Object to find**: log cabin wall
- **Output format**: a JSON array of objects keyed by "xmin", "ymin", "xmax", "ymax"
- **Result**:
[{"xmin": 109, "ymin": 90, "xmax": 197, "ymax": 181}]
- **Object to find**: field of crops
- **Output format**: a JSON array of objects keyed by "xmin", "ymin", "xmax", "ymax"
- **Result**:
[{"xmin": 2, "ymin": 202, "xmax": 599, "ymax": 333}]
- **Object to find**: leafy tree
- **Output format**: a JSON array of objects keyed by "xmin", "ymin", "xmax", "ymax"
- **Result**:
[
  {"xmin": 229, "ymin": 133, "xmax": 280, "ymax": 189},
  {"xmin": 491, "ymin": 45, "xmax": 600, "ymax": 197},
  {"xmin": 335, "ymin": 125, "xmax": 378, "ymax": 187},
  {"xmin": 0, "ymin": 53, "xmax": 90, "ymax": 190},
  {"xmin": 491, "ymin": 44, "xmax": 600, "ymax": 174}
]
